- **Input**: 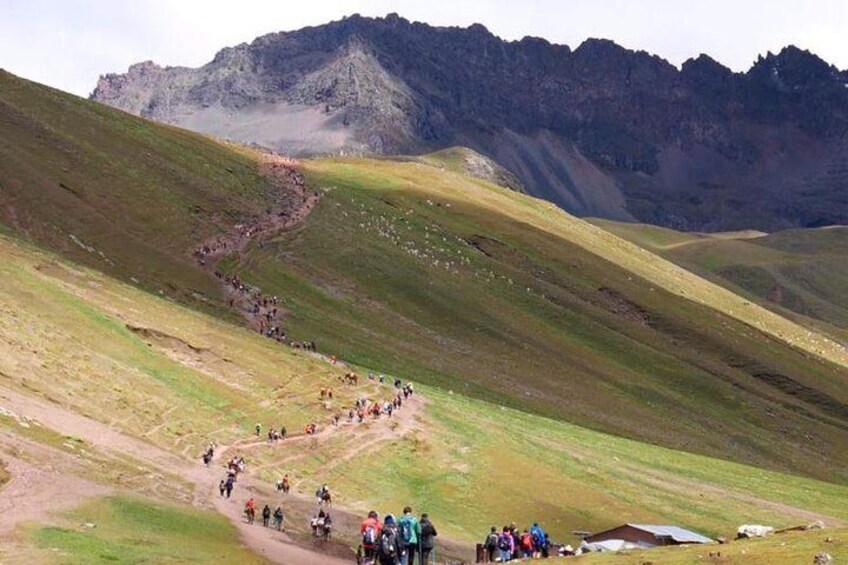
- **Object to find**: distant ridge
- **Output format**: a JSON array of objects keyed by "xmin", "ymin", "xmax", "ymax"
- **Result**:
[{"xmin": 92, "ymin": 13, "xmax": 848, "ymax": 231}]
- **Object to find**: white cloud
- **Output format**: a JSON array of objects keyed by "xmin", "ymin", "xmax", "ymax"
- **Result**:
[{"xmin": 1, "ymin": 0, "xmax": 846, "ymax": 97}]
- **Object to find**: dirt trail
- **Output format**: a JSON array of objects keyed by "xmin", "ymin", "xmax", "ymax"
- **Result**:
[
  {"xmin": 0, "ymin": 384, "xmax": 430, "ymax": 563},
  {"xmin": 193, "ymin": 155, "xmax": 320, "ymax": 337},
  {"xmin": 0, "ymin": 451, "xmax": 112, "ymax": 535},
  {"xmin": 194, "ymin": 155, "xmax": 318, "ymax": 264}
]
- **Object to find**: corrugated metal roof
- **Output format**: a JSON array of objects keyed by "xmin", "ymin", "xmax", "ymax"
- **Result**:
[{"xmin": 628, "ymin": 524, "xmax": 713, "ymax": 544}]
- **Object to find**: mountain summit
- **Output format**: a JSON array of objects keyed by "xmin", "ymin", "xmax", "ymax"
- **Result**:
[{"xmin": 92, "ymin": 14, "xmax": 848, "ymax": 231}]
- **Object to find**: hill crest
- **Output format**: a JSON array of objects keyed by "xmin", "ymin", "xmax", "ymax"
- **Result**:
[{"xmin": 91, "ymin": 14, "xmax": 848, "ymax": 232}]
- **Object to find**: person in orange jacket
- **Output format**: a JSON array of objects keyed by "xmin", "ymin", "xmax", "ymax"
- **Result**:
[{"xmin": 360, "ymin": 510, "xmax": 383, "ymax": 562}]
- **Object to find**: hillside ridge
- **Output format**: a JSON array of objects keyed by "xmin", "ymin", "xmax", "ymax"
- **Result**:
[{"xmin": 92, "ymin": 13, "xmax": 848, "ymax": 231}]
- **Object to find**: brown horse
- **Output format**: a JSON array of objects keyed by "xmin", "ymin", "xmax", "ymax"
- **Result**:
[{"xmin": 342, "ymin": 372, "xmax": 358, "ymax": 385}]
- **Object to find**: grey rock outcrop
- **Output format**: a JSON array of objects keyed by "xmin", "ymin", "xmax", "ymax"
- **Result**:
[{"xmin": 92, "ymin": 14, "xmax": 848, "ymax": 231}]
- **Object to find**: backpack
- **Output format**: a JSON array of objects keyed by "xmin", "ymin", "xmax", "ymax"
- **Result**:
[
  {"xmin": 363, "ymin": 525, "xmax": 377, "ymax": 546},
  {"xmin": 522, "ymin": 533, "xmax": 533, "ymax": 550},
  {"xmin": 380, "ymin": 529, "xmax": 397, "ymax": 556},
  {"xmin": 497, "ymin": 535, "xmax": 511, "ymax": 551},
  {"xmin": 486, "ymin": 533, "xmax": 499, "ymax": 548},
  {"xmin": 399, "ymin": 519, "xmax": 414, "ymax": 545}
]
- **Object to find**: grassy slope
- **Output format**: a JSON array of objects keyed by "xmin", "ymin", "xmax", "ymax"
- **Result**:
[
  {"xmin": 258, "ymin": 385, "xmax": 848, "ymax": 543},
  {"xmin": 0, "ymin": 70, "xmax": 273, "ymax": 314},
  {"xmin": 31, "ymin": 496, "xmax": 266, "ymax": 564},
  {"xmin": 233, "ymin": 157, "xmax": 848, "ymax": 482},
  {"xmin": 592, "ymin": 219, "xmax": 848, "ymax": 339},
  {"xmin": 0, "ymin": 234, "xmax": 364, "ymax": 460},
  {"xmin": 1, "ymin": 72, "xmax": 847, "ymax": 483},
  {"xmin": 1, "ymin": 234, "xmax": 845, "ymax": 557}
]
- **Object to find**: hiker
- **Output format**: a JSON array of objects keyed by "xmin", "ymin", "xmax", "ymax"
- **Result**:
[
  {"xmin": 378, "ymin": 515, "xmax": 401, "ymax": 565},
  {"xmin": 244, "ymin": 498, "xmax": 256, "ymax": 525},
  {"xmin": 483, "ymin": 526, "xmax": 499, "ymax": 563},
  {"xmin": 273, "ymin": 506, "xmax": 284, "ymax": 530},
  {"xmin": 255, "ymin": 423, "xmax": 262, "ymax": 436},
  {"xmin": 497, "ymin": 527, "xmax": 514, "ymax": 562},
  {"xmin": 530, "ymin": 522, "xmax": 547, "ymax": 558},
  {"xmin": 218, "ymin": 479, "xmax": 226, "ymax": 498},
  {"xmin": 540, "ymin": 533, "xmax": 551, "ymax": 558},
  {"xmin": 510, "ymin": 524, "xmax": 520, "ymax": 561},
  {"xmin": 520, "ymin": 529, "xmax": 534, "ymax": 558},
  {"xmin": 323, "ymin": 513, "xmax": 333, "ymax": 540},
  {"xmin": 419, "ymin": 513, "xmax": 437, "ymax": 564},
  {"xmin": 224, "ymin": 476, "xmax": 234, "ymax": 498},
  {"xmin": 262, "ymin": 504, "xmax": 271, "ymax": 527},
  {"xmin": 360, "ymin": 511, "xmax": 383, "ymax": 562},
  {"xmin": 398, "ymin": 506, "xmax": 421, "ymax": 565},
  {"xmin": 202, "ymin": 445, "xmax": 214, "ymax": 466}
]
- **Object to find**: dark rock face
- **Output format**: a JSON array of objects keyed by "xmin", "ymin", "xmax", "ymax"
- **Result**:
[{"xmin": 91, "ymin": 14, "xmax": 848, "ymax": 231}]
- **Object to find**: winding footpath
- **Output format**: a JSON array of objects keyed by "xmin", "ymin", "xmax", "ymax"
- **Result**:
[
  {"xmin": 0, "ymin": 385, "xmax": 427, "ymax": 563},
  {"xmin": 0, "ymin": 157, "xmax": 437, "ymax": 562}
]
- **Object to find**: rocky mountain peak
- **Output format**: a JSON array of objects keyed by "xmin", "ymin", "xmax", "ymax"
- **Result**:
[{"xmin": 90, "ymin": 15, "xmax": 848, "ymax": 231}]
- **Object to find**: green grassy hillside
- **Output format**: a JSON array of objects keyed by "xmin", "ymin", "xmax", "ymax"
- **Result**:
[
  {"xmin": 31, "ymin": 496, "xmax": 266, "ymax": 565},
  {"xmin": 242, "ymin": 157, "xmax": 848, "ymax": 482},
  {"xmin": 0, "ymin": 234, "xmax": 845, "ymax": 563},
  {"xmin": 0, "ymin": 69, "xmax": 274, "ymax": 315},
  {"xmin": 0, "ymin": 71, "xmax": 847, "ymax": 484},
  {"xmin": 592, "ymin": 220, "xmax": 848, "ymax": 339}
]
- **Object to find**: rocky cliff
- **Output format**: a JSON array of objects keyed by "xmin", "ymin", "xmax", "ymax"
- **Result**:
[{"xmin": 92, "ymin": 14, "xmax": 848, "ymax": 231}]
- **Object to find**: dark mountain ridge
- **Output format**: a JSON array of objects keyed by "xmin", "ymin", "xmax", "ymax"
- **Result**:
[{"xmin": 92, "ymin": 14, "xmax": 848, "ymax": 231}]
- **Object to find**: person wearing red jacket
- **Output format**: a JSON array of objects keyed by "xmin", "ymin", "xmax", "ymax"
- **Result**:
[{"xmin": 360, "ymin": 510, "xmax": 383, "ymax": 562}]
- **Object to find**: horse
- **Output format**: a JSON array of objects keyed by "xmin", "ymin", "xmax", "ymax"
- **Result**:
[
  {"xmin": 311, "ymin": 516, "xmax": 332, "ymax": 541},
  {"xmin": 245, "ymin": 506, "xmax": 255, "ymax": 525},
  {"xmin": 342, "ymin": 372, "xmax": 358, "ymax": 385},
  {"xmin": 319, "ymin": 490, "xmax": 332, "ymax": 507}
]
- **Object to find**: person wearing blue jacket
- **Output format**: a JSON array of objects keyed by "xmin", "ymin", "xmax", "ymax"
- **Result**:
[{"xmin": 530, "ymin": 522, "xmax": 546, "ymax": 558}]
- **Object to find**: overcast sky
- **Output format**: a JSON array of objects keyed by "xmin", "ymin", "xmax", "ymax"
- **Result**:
[{"xmin": 2, "ymin": 0, "xmax": 846, "ymax": 97}]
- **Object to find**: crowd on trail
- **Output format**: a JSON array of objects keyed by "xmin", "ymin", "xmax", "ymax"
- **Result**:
[
  {"xmin": 200, "ymin": 367, "xmax": 575, "ymax": 564},
  {"xmin": 359, "ymin": 507, "xmax": 438, "ymax": 565},
  {"xmin": 479, "ymin": 523, "xmax": 563, "ymax": 562},
  {"xmin": 191, "ymin": 159, "xmax": 321, "ymax": 353},
  {"xmin": 202, "ymin": 372, "xmax": 426, "ymax": 553},
  {"xmin": 191, "ymin": 265, "xmax": 320, "ymax": 352}
]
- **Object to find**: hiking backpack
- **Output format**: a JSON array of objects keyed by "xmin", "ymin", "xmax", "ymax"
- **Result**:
[
  {"xmin": 362, "ymin": 525, "xmax": 377, "ymax": 546},
  {"xmin": 486, "ymin": 532, "xmax": 499, "ymax": 548},
  {"xmin": 399, "ymin": 519, "xmax": 414, "ymax": 545},
  {"xmin": 380, "ymin": 530, "xmax": 397, "ymax": 556}
]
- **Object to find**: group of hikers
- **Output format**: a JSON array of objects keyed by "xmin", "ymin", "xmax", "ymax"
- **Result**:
[
  {"xmin": 190, "ymin": 256, "xmax": 319, "ymax": 352},
  {"xmin": 481, "ymin": 523, "xmax": 552, "ymax": 562},
  {"xmin": 359, "ymin": 507, "xmax": 438, "ymax": 565},
  {"xmin": 345, "ymin": 380, "xmax": 415, "ymax": 423},
  {"xmin": 257, "ymin": 422, "xmax": 287, "ymax": 441},
  {"xmin": 216, "ymin": 453, "xmax": 248, "ymax": 499},
  {"xmin": 243, "ymin": 497, "xmax": 286, "ymax": 530}
]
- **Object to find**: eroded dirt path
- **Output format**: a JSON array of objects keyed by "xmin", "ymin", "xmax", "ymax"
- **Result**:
[
  {"xmin": 0, "ymin": 384, "xmax": 427, "ymax": 563},
  {"xmin": 193, "ymin": 155, "xmax": 320, "ymax": 337}
]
